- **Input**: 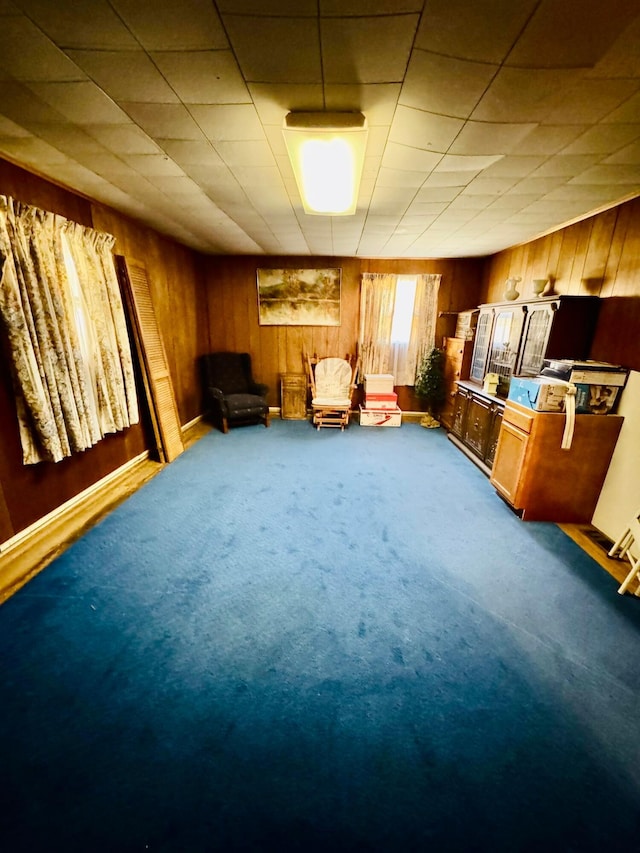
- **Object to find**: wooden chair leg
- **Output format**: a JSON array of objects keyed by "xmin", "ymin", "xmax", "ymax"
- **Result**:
[{"xmin": 222, "ymin": 417, "xmax": 229, "ymax": 434}]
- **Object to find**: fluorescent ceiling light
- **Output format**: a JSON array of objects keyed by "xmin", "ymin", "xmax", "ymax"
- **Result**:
[{"xmin": 283, "ymin": 112, "xmax": 368, "ymax": 216}]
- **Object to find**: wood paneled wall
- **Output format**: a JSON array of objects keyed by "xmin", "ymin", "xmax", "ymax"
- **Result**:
[
  {"xmin": 481, "ymin": 196, "xmax": 640, "ymax": 371},
  {"xmin": 0, "ymin": 159, "xmax": 208, "ymax": 543},
  {"xmin": 203, "ymin": 255, "xmax": 484, "ymax": 410}
]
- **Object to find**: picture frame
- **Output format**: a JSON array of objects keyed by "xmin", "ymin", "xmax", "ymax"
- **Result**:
[{"xmin": 256, "ymin": 268, "xmax": 341, "ymax": 326}]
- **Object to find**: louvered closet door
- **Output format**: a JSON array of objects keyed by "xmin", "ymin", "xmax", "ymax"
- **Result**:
[{"xmin": 115, "ymin": 256, "xmax": 184, "ymax": 464}]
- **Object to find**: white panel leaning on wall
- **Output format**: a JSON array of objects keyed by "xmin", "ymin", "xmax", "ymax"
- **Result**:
[{"xmin": 592, "ymin": 370, "xmax": 640, "ymax": 542}]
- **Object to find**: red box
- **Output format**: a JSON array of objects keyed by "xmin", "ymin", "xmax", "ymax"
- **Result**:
[{"xmin": 365, "ymin": 392, "xmax": 398, "ymax": 410}]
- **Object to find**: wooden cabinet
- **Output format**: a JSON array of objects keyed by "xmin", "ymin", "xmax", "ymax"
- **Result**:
[
  {"xmin": 469, "ymin": 295, "xmax": 600, "ymax": 392},
  {"xmin": 448, "ymin": 382, "xmax": 505, "ymax": 476},
  {"xmin": 280, "ymin": 373, "xmax": 307, "ymax": 419},
  {"xmin": 440, "ymin": 337, "xmax": 472, "ymax": 429},
  {"xmin": 490, "ymin": 402, "xmax": 624, "ymax": 522}
]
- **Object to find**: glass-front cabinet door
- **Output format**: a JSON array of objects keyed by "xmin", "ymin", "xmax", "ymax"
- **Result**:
[
  {"xmin": 485, "ymin": 306, "xmax": 526, "ymax": 395},
  {"xmin": 516, "ymin": 302, "xmax": 556, "ymax": 376},
  {"xmin": 469, "ymin": 307, "xmax": 494, "ymax": 383}
]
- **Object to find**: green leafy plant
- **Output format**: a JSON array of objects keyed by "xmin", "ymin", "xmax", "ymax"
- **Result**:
[{"xmin": 415, "ymin": 347, "xmax": 446, "ymax": 426}]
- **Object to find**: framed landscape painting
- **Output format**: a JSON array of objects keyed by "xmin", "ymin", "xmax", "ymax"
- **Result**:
[{"xmin": 257, "ymin": 268, "xmax": 341, "ymax": 326}]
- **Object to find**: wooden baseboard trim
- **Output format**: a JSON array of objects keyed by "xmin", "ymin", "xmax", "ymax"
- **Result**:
[{"xmin": 0, "ymin": 452, "xmax": 161, "ymax": 604}]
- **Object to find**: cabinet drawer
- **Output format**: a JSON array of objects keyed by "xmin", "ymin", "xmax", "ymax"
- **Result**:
[{"xmin": 503, "ymin": 402, "xmax": 534, "ymax": 434}]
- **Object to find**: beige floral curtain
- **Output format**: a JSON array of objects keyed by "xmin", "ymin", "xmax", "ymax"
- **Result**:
[
  {"xmin": 359, "ymin": 272, "xmax": 441, "ymax": 385},
  {"xmin": 0, "ymin": 196, "xmax": 139, "ymax": 464}
]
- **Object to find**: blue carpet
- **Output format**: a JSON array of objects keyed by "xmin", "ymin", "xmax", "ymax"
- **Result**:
[{"xmin": 1, "ymin": 420, "xmax": 640, "ymax": 852}]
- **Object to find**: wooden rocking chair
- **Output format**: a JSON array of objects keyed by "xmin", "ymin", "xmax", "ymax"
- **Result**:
[{"xmin": 305, "ymin": 352, "xmax": 358, "ymax": 430}]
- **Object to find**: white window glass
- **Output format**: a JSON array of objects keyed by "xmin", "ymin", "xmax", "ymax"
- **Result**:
[{"xmin": 390, "ymin": 277, "xmax": 417, "ymax": 344}]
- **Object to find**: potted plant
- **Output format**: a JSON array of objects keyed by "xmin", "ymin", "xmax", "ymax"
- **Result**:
[{"xmin": 415, "ymin": 346, "xmax": 446, "ymax": 428}]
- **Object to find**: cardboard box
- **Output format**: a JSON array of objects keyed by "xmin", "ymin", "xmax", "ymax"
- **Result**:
[
  {"xmin": 574, "ymin": 383, "xmax": 620, "ymax": 414},
  {"xmin": 359, "ymin": 405, "xmax": 402, "ymax": 427},
  {"xmin": 541, "ymin": 359, "xmax": 628, "ymax": 387},
  {"xmin": 364, "ymin": 392, "xmax": 398, "ymax": 409},
  {"xmin": 364, "ymin": 374, "xmax": 395, "ymax": 395},
  {"xmin": 508, "ymin": 376, "xmax": 570, "ymax": 412}
]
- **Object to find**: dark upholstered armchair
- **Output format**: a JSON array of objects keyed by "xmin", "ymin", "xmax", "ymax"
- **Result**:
[{"xmin": 200, "ymin": 352, "xmax": 270, "ymax": 433}]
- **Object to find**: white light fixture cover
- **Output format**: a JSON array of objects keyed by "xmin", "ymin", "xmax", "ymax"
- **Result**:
[{"xmin": 282, "ymin": 112, "xmax": 368, "ymax": 216}]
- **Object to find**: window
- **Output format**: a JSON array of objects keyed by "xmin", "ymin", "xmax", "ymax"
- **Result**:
[{"xmin": 390, "ymin": 276, "xmax": 417, "ymax": 344}]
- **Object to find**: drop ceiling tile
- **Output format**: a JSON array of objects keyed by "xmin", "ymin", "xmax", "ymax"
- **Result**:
[
  {"xmin": 528, "ymin": 155, "xmax": 599, "ymax": 177},
  {"xmin": 435, "ymin": 154, "xmax": 504, "ymax": 172},
  {"xmin": 509, "ymin": 175, "xmax": 568, "ymax": 195},
  {"xmin": 122, "ymin": 153, "xmax": 185, "ymax": 176},
  {"xmin": 157, "ymin": 139, "xmax": 223, "ymax": 166},
  {"xmin": 448, "ymin": 193, "xmax": 499, "ymax": 211},
  {"xmin": 389, "ymin": 107, "xmax": 464, "ymax": 152},
  {"xmin": 472, "ymin": 67, "xmax": 586, "ymax": 124},
  {"xmin": 450, "ymin": 121, "xmax": 537, "ymax": 156},
  {"xmin": 322, "ymin": 0, "xmax": 423, "ymax": 12},
  {"xmin": 514, "ymin": 125, "xmax": 588, "ymax": 155},
  {"xmin": 322, "ymin": 15, "xmax": 419, "ymax": 84},
  {"xmin": 121, "ymin": 103, "xmax": 204, "ymax": 140},
  {"xmin": 215, "ymin": 140, "xmax": 275, "ymax": 167},
  {"xmin": 0, "ymin": 15, "xmax": 85, "ymax": 82},
  {"xmin": 544, "ymin": 183, "xmax": 631, "ymax": 203},
  {"xmin": 486, "ymin": 194, "xmax": 540, "ymax": 212},
  {"xmin": 79, "ymin": 153, "xmax": 139, "ymax": 178},
  {"xmin": 324, "ymin": 84, "xmax": 402, "ymax": 125},
  {"xmin": 415, "ymin": 0, "xmax": 537, "ymax": 63},
  {"xmin": 0, "ymin": 136, "xmax": 69, "ymax": 165},
  {"xmin": 401, "ymin": 51, "xmax": 497, "ymax": 119},
  {"xmin": 28, "ymin": 81, "xmax": 130, "ymax": 125},
  {"xmin": 364, "ymin": 126, "xmax": 388, "ymax": 158},
  {"xmin": 67, "ymin": 50, "xmax": 179, "ymax": 104},
  {"xmin": 190, "ymin": 104, "xmax": 264, "ymax": 141},
  {"xmin": 111, "ymin": 0, "xmax": 228, "ymax": 49},
  {"xmin": 26, "ymin": 123, "xmax": 108, "ymax": 157},
  {"xmin": 543, "ymin": 79, "xmax": 640, "ymax": 124},
  {"xmin": 0, "ymin": 81, "xmax": 68, "ymax": 124},
  {"xmin": 590, "ymin": 14, "xmax": 640, "ymax": 77},
  {"xmin": 507, "ymin": 0, "xmax": 639, "ymax": 68},
  {"xmin": 421, "ymin": 170, "xmax": 477, "ymax": 188},
  {"xmin": 263, "ymin": 126, "xmax": 289, "ymax": 158},
  {"xmin": 0, "ymin": 116, "xmax": 32, "ymax": 137},
  {"xmin": 462, "ymin": 177, "xmax": 518, "ymax": 196},
  {"xmin": 560, "ymin": 124, "xmax": 640, "ymax": 154},
  {"xmin": 569, "ymin": 164, "xmax": 640, "ymax": 185},
  {"xmin": 85, "ymin": 124, "xmax": 161, "ymax": 155},
  {"xmin": 413, "ymin": 185, "xmax": 461, "ymax": 203},
  {"xmin": 151, "ymin": 51, "xmax": 250, "ymax": 105},
  {"xmin": 377, "ymin": 168, "xmax": 429, "ymax": 189},
  {"xmin": 222, "ymin": 16, "xmax": 322, "ymax": 83},
  {"xmin": 233, "ymin": 166, "xmax": 284, "ymax": 187},
  {"xmin": 602, "ymin": 91, "xmax": 640, "ymax": 124},
  {"xmin": 382, "ymin": 142, "xmax": 442, "ymax": 172},
  {"xmin": 145, "ymin": 175, "xmax": 203, "ymax": 194},
  {"xmin": 480, "ymin": 155, "xmax": 547, "ymax": 177},
  {"xmin": 604, "ymin": 139, "xmax": 640, "ymax": 164},
  {"xmin": 369, "ymin": 185, "xmax": 416, "ymax": 214},
  {"xmin": 249, "ymin": 83, "xmax": 324, "ymax": 125},
  {"xmin": 218, "ymin": 0, "xmax": 316, "ymax": 13},
  {"xmin": 16, "ymin": 0, "xmax": 138, "ymax": 49}
]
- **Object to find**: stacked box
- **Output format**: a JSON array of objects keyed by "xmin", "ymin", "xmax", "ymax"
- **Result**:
[
  {"xmin": 365, "ymin": 392, "xmax": 398, "ymax": 409},
  {"xmin": 364, "ymin": 373, "xmax": 395, "ymax": 395},
  {"xmin": 361, "ymin": 374, "xmax": 401, "ymax": 425},
  {"xmin": 508, "ymin": 376, "xmax": 570, "ymax": 412},
  {"xmin": 359, "ymin": 405, "xmax": 402, "ymax": 427},
  {"xmin": 540, "ymin": 359, "xmax": 628, "ymax": 414}
]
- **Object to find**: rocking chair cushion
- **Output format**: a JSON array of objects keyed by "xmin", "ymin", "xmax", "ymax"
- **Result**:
[{"xmin": 312, "ymin": 396, "xmax": 352, "ymax": 407}]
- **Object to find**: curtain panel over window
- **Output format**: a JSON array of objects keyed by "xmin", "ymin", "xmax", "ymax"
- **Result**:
[
  {"xmin": 0, "ymin": 196, "xmax": 139, "ymax": 464},
  {"xmin": 358, "ymin": 272, "xmax": 440, "ymax": 385}
]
